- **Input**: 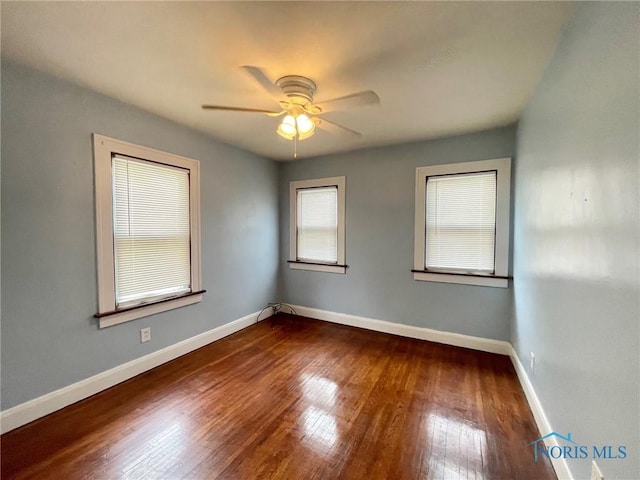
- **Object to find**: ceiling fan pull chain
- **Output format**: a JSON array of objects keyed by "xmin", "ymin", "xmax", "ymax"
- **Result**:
[{"xmin": 293, "ymin": 135, "xmax": 297, "ymax": 159}]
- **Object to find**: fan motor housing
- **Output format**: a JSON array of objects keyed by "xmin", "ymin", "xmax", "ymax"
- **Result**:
[{"xmin": 276, "ymin": 75, "xmax": 317, "ymax": 104}]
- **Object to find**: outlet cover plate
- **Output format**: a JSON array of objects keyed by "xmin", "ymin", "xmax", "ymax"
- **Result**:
[{"xmin": 140, "ymin": 327, "xmax": 151, "ymax": 343}]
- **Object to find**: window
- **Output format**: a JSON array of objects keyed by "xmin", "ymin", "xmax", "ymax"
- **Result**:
[
  {"xmin": 93, "ymin": 135, "xmax": 203, "ymax": 327},
  {"xmin": 289, "ymin": 177, "xmax": 346, "ymax": 274},
  {"xmin": 413, "ymin": 158, "xmax": 511, "ymax": 288}
]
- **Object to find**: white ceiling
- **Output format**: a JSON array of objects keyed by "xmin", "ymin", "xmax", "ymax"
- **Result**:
[{"xmin": 1, "ymin": 2, "xmax": 575, "ymax": 161}]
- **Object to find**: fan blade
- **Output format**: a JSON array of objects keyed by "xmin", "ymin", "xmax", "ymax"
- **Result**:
[
  {"xmin": 314, "ymin": 90, "xmax": 379, "ymax": 114},
  {"xmin": 202, "ymin": 105, "xmax": 279, "ymax": 114},
  {"xmin": 316, "ymin": 118, "xmax": 362, "ymax": 136},
  {"xmin": 241, "ymin": 66, "xmax": 284, "ymax": 100}
]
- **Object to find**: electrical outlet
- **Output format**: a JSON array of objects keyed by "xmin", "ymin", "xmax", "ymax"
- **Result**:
[
  {"xmin": 530, "ymin": 352, "xmax": 535, "ymax": 373},
  {"xmin": 268, "ymin": 302, "xmax": 281, "ymax": 314},
  {"xmin": 140, "ymin": 327, "xmax": 151, "ymax": 343},
  {"xmin": 591, "ymin": 460, "xmax": 604, "ymax": 480}
]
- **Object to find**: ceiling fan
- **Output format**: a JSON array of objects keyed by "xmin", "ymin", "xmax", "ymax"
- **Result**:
[{"xmin": 202, "ymin": 66, "xmax": 380, "ymax": 146}]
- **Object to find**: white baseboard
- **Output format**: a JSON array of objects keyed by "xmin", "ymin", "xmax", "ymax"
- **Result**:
[
  {"xmin": 0, "ymin": 309, "xmax": 271, "ymax": 434},
  {"xmin": 509, "ymin": 347, "xmax": 573, "ymax": 480},
  {"xmin": 292, "ymin": 304, "xmax": 572, "ymax": 479},
  {"xmin": 2, "ymin": 304, "xmax": 572, "ymax": 480},
  {"xmin": 290, "ymin": 304, "xmax": 512, "ymax": 355}
]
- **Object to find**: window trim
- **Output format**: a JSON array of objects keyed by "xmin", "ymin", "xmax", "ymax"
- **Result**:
[
  {"xmin": 289, "ymin": 176, "xmax": 346, "ymax": 274},
  {"xmin": 413, "ymin": 158, "xmax": 511, "ymax": 288},
  {"xmin": 93, "ymin": 134, "xmax": 203, "ymax": 328}
]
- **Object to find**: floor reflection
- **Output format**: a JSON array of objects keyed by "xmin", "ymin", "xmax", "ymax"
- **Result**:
[
  {"xmin": 424, "ymin": 412, "xmax": 487, "ymax": 480},
  {"xmin": 302, "ymin": 405, "xmax": 339, "ymax": 452},
  {"xmin": 299, "ymin": 373, "xmax": 339, "ymax": 455},
  {"xmin": 118, "ymin": 415, "xmax": 191, "ymax": 478},
  {"xmin": 301, "ymin": 373, "xmax": 337, "ymax": 408}
]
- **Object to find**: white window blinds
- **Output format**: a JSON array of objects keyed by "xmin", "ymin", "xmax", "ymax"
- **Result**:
[
  {"xmin": 425, "ymin": 171, "xmax": 497, "ymax": 274},
  {"xmin": 296, "ymin": 186, "xmax": 338, "ymax": 263},
  {"xmin": 113, "ymin": 155, "xmax": 191, "ymax": 307}
]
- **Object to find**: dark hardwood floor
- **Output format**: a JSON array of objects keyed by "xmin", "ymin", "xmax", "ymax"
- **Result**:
[{"xmin": 1, "ymin": 314, "xmax": 556, "ymax": 479}]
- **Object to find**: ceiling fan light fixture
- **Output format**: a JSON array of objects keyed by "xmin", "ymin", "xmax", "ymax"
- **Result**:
[
  {"xmin": 296, "ymin": 114, "xmax": 314, "ymax": 135},
  {"xmin": 297, "ymin": 129, "xmax": 315, "ymax": 141},
  {"xmin": 277, "ymin": 113, "xmax": 316, "ymax": 141},
  {"xmin": 277, "ymin": 115, "xmax": 297, "ymax": 139}
]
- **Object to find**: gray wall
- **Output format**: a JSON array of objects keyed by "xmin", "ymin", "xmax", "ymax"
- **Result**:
[
  {"xmin": 513, "ymin": 3, "xmax": 639, "ymax": 479},
  {"xmin": 279, "ymin": 127, "xmax": 516, "ymax": 341},
  {"xmin": 4, "ymin": 11, "xmax": 638, "ymax": 480},
  {"xmin": 1, "ymin": 61, "xmax": 279, "ymax": 409}
]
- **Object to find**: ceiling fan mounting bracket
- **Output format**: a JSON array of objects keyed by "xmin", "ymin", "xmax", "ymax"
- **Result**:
[{"xmin": 276, "ymin": 75, "xmax": 317, "ymax": 104}]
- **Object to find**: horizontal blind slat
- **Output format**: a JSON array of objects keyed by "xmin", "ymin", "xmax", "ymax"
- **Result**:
[
  {"xmin": 113, "ymin": 155, "xmax": 192, "ymax": 306},
  {"xmin": 426, "ymin": 171, "xmax": 497, "ymax": 273},
  {"xmin": 297, "ymin": 187, "xmax": 338, "ymax": 263}
]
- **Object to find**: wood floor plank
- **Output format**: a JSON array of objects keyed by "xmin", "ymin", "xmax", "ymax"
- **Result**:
[{"xmin": 1, "ymin": 314, "xmax": 557, "ymax": 479}]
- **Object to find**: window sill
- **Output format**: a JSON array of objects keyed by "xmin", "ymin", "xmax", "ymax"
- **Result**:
[
  {"xmin": 96, "ymin": 290, "xmax": 205, "ymax": 328},
  {"xmin": 288, "ymin": 260, "xmax": 347, "ymax": 274},
  {"xmin": 412, "ymin": 271, "xmax": 508, "ymax": 288}
]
